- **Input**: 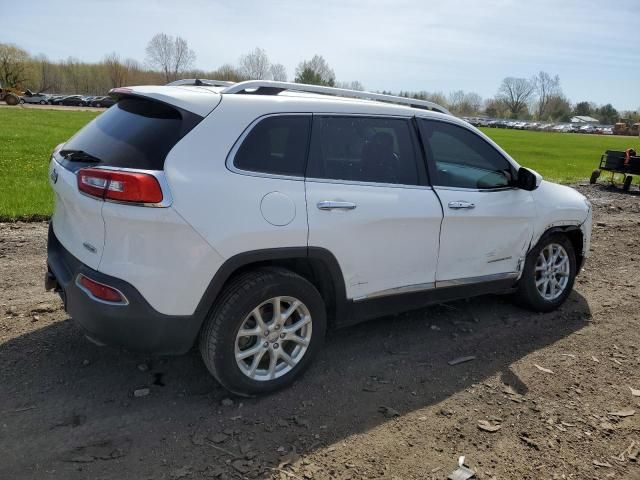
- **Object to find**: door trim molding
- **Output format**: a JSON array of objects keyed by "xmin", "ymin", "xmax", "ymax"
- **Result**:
[{"xmin": 353, "ymin": 272, "xmax": 518, "ymax": 302}]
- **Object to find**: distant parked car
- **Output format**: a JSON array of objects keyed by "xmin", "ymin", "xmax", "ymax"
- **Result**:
[
  {"xmin": 47, "ymin": 95, "xmax": 65, "ymax": 105},
  {"xmin": 19, "ymin": 90, "xmax": 51, "ymax": 105},
  {"xmin": 58, "ymin": 95, "xmax": 87, "ymax": 106},
  {"xmin": 89, "ymin": 96, "xmax": 116, "ymax": 108},
  {"xmin": 579, "ymin": 125, "xmax": 597, "ymax": 134}
]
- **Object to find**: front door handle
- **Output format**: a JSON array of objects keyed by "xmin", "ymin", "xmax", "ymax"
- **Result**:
[
  {"xmin": 448, "ymin": 201, "xmax": 475, "ymax": 209},
  {"xmin": 317, "ymin": 200, "xmax": 357, "ymax": 211}
]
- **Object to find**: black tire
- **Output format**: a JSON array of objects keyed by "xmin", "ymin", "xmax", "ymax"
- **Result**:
[
  {"xmin": 199, "ymin": 267, "xmax": 326, "ymax": 396},
  {"xmin": 589, "ymin": 170, "xmax": 600, "ymax": 184},
  {"xmin": 514, "ymin": 233, "xmax": 577, "ymax": 312},
  {"xmin": 18, "ymin": 98, "xmax": 25, "ymax": 104},
  {"xmin": 5, "ymin": 94, "xmax": 19, "ymax": 105},
  {"xmin": 623, "ymin": 176, "xmax": 632, "ymax": 192},
  {"xmin": 39, "ymin": 100, "xmax": 46, "ymax": 105}
]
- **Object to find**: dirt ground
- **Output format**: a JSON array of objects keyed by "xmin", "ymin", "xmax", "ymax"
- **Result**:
[{"xmin": 1, "ymin": 183, "xmax": 639, "ymax": 480}]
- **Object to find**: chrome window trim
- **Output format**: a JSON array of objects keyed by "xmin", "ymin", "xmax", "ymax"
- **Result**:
[
  {"xmin": 352, "ymin": 272, "xmax": 518, "ymax": 302},
  {"xmin": 434, "ymin": 185, "xmax": 518, "ymax": 193},
  {"xmin": 305, "ymin": 177, "xmax": 433, "ymax": 190}
]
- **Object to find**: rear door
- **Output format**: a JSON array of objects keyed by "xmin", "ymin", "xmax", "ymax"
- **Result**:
[
  {"xmin": 305, "ymin": 115, "xmax": 442, "ymax": 300},
  {"xmin": 50, "ymin": 96, "xmax": 205, "ymax": 269},
  {"xmin": 418, "ymin": 118, "xmax": 536, "ymax": 283}
]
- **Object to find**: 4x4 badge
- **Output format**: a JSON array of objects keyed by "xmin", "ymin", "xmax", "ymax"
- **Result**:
[{"xmin": 50, "ymin": 168, "xmax": 58, "ymax": 184}]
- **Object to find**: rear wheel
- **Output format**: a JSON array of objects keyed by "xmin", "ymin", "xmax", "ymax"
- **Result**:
[
  {"xmin": 4, "ymin": 93, "xmax": 19, "ymax": 105},
  {"xmin": 199, "ymin": 268, "xmax": 326, "ymax": 396},
  {"xmin": 514, "ymin": 234, "xmax": 576, "ymax": 312}
]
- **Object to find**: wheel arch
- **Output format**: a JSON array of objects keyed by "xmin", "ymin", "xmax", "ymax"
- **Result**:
[
  {"xmin": 531, "ymin": 225, "xmax": 585, "ymax": 271},
  {"xmin": 192, "ymin": 247, "xmax": 348, "ymax": 333}
]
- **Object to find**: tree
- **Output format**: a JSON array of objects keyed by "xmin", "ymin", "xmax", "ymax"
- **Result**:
[
  {"xmin": 0, "ymin": 43, "xmax": 30, "ymax": 88},
  {"xmin": 270, "ymin": 63, "xmax": 287, "ymax": 81},
  {"xmin": 447, "ymin": 90, "xmax": 482, "ymax": 115},
  {"xmin": 484, "ymin": 97, "xmax": 509, "ymax": 118},
  {"xmin": 533, "ymin": 71, "xmax": 561, "ymax": 120},
  {"xmin": 103, "ymin": 52, "xmax": 129, "ymax": 88},
  {"xmin": 336, "ymin": 80, "xmax": 364, "ymax": 91},
  {"xmin": 145, "ymin": 33, "xmax": 196, "ymax": 83},
  {"xmin": 546, "ymin": 95, "xmax": 572, "ymax": 122},
  {"xmin": 497, "ymin": 77, "xmax": 535, "ymax": 118},
  {"xmin": 595, "ymin": 104, "xmax": 618, "ymax": 124},
  {"xmin": 295, "ymin": 55, "xmax": 335, "ymax": 86},
  {"xmin": 239, "ymin": 47, "xmax": 271, "ymax": 80},
  {"xmin": 212, "ymin": 63, "xmax": 247, "ymax": 82},
  {"xmin": 573, "ymin": 101, "xmax": 591, "ymax": 116}
]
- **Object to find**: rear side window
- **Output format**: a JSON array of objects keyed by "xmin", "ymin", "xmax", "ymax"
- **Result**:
[
  {"xmin": 307, "ymin": 116, "xmax": 421, "ymax": 186},
  {"xmin": 234, "ymin": 115, "xmax": 311, "ymax": 177},
  {"xmin": 60, "ymin": 97, "xmax": 202, "ymax": 171}
]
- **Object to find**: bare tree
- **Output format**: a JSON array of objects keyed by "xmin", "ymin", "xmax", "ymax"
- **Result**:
[
  {"xmin": 213, "ymin": 63, "xmax": 247, "ymax": 82},
  {"xmin": 336, "ymin": 80, "xmax": 364, "ymax": 91},
  {"xmin": 497, "ymin": 77, "xmax": 536, "ymax": 118},
  {"xmin": 0, "ymin": 43, "xmax": 30, "ymax": 88},
  {"xmin": 270, "ymin": 63, "xmax": 287, "ymax": 81},
  {"xmin": 145, "ymin": 33, "xmax": 196, "ymax": 83},
  {"xmin": 295, "ymin": 55, "xmax": 335, "ymax": 86},
  {"xmin": 448, "ymin": 90, "xmax": 483, "ymax": 115},
  {"xmin": 104, "ymin": 52, "xmax": 129, "ymax": 88},
  {"xmin": 239, "ymin": 47, "xmax": 271, "ymax": 80},
  {"xmin": 533, "ymin": 71, "xmax": 561, "ymax": 120}
]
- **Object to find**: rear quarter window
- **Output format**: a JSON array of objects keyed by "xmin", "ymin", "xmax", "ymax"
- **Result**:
[{"xmin": 59, "ymin": 97, "xmax": 202, "ymax": 171}]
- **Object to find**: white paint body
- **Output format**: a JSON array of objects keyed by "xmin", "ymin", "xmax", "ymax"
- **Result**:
[{"xmin": 49, "ymin": 85, "xmax": 592, "ymax": 316}]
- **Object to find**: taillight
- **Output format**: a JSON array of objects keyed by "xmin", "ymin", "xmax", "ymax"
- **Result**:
[
  {"xmin": 76, "ymin": 274, "xmax": 128, "ymax": 304},
  {"xmin": 77, "ymin": 168, "xmax": 163, "ymax": 204}
]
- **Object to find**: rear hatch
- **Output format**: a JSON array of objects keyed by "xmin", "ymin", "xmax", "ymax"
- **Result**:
[{"xmin": 49, "ymin": 88, "xmax": 220, "ymax": 269}]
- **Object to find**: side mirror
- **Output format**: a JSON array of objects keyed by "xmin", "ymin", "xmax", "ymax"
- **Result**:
[{"xmin": 516, "ymin": 167, "xmax": 541, "ymax": 191}]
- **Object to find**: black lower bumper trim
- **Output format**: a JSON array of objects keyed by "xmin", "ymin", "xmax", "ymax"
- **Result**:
[{"xmin": 46, "ymin": 224, "xmax": 203, "ymax": 355}]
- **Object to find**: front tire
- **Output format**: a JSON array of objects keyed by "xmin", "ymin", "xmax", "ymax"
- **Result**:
[
  {"xmin": 199, "ymin": 268, "xmax": 326, "ymax": 396},
  {"xmin": 514, "ymin": 234, "xmax": 576, "ymax": 312}
]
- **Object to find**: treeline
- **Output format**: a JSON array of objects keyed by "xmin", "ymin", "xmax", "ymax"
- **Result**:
[{"xmin": 0, "ymin": 36, "xmax": 637, "ymax": 123}]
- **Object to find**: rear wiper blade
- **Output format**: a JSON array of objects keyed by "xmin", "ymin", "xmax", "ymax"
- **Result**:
[{"xmin": 59, "ymin": 149, "xmax": 101, "ymax": 162}]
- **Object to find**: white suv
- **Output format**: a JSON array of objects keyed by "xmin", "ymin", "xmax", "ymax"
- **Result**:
[{"xmin": 46, "ymin": 80, "xmax": 592, "ymax": 395}]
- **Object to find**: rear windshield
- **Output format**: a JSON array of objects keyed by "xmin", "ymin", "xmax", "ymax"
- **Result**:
[{"xmin": 59, "ymin": 97, "xmax": 202, "ymax": 171}]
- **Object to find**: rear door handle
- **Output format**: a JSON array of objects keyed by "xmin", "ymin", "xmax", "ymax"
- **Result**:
[
  {"xmin": 317, "ymin": 200, "xmax": 357, "ymax": 211},
  {"xmin": 448, "ymin": 201, "xmax": 475, "ymax": 209}
]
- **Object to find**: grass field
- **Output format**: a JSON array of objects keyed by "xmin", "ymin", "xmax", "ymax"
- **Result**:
[
  {"xmin": 0, "ymin": 108, "xmax": 638, "ymax": 220},
  {"xmin": 0, "ymin": 108, "xmax": 99, "ymax": 220}
]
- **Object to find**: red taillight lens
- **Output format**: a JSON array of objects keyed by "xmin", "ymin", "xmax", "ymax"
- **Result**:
[
  {"xmin": 77, "ymin": 168, "xmax": 163, "ymax": 204},
  {"xmin": 77, "ymin": 274, "xmax": 127, "ymax": 304}
]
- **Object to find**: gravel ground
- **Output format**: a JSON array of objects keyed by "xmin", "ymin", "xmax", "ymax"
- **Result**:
[{"xmin": 0, "ymin": 183, "xmax": 639, "ymax": 480}]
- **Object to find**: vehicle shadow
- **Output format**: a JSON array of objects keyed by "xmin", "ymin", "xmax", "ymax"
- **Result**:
[{"xmin": 0, "ymin": 291, "xmax": 590, "ymax": 479}]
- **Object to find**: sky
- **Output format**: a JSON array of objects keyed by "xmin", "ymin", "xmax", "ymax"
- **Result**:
[{"xmin": 3, "ymin": 0, "xmax": 640, "ymax": 110}]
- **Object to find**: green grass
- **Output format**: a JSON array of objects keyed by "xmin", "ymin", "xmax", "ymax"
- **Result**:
[
  {"xmin": 480, "ymin": 127, "xmax": 638, "ymax": 183},
  {"xmin": 0, "ymin": 108, "xmax": 98, "ymax": 221},
  {"xmin": 0, "ymin": 108, "xmax": 638, "ymax": 220}
]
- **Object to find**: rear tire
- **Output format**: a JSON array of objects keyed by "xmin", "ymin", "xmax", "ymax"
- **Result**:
[
  {"xmin": 514, "ymin": 233, "xmax": 576, "ymax": 312},
  {"xmin": 199, "ymin": 268, "xmax": 326, "ymax": 396},
  {"xmin": 5, "ymin": 94, "xmax": 19, "ymax": 105}
]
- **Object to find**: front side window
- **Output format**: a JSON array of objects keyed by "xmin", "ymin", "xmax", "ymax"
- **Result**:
[
  {"xmin": 234, "ymin": 115, "xmax": 311, "ymax": 177},
  {"xmin": 419, "ymin": 119, "xmax": 514, "ymax": 189},
  {"xmin": 307, "ymin": 116, "xmax": 421, "ymax": 185}
]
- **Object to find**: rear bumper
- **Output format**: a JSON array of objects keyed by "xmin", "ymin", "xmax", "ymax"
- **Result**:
[{"xmin": 46, "ymin": 224, "xmax": 202, "ymax": 354}]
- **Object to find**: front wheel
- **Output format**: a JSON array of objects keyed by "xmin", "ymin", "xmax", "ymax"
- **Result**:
[
  {"xmin": 514, "ymin": 234, "xmax": 576, "ymax": 312},
  {"xmin": 199, "ymin": 268, "xmax": 326, "ymax": 396}
]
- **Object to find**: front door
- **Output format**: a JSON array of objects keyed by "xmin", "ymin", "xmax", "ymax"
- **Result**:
[
  {"xmin": 417, "ymin": 118, "xmax": 537, "ymax": 283},
  {"xmin": 305, "ymin": 115, "xmax": 442, "ymax": 300}
]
